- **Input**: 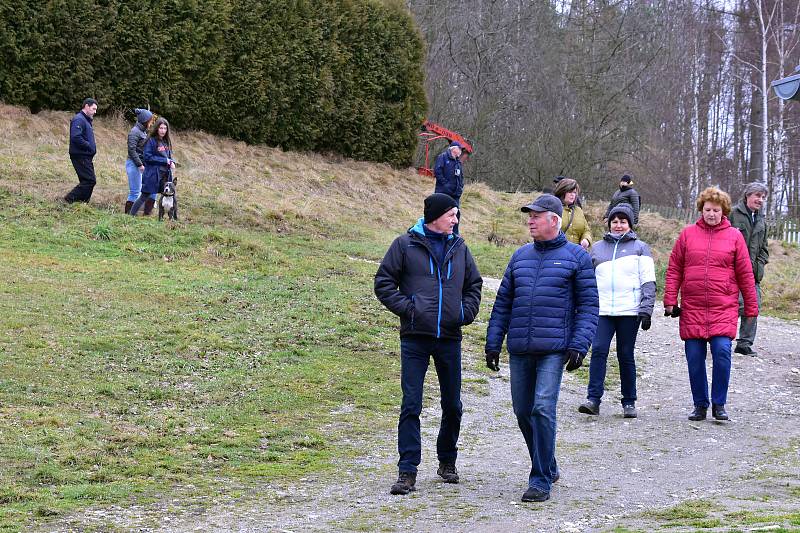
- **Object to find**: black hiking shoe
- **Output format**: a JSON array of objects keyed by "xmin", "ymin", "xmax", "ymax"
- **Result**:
[
  {"xmin": 623, "ymin": 404, "xmax": 637, "ymax": 418},
  {"xmin": 390, "ymin": 472, "xmax": 417, "ymax": 495},
  {"xmin": 688, "ymin": 406, "xmax": 707, "ymax": 421},
  {"xmin": 734, "ymin": 345, "xmax": 758, "ymax": 357},
  {"xmin": 437, "ymin": 462, "xmax": 459, "ymax": 484},
  {"xmin": 578, "ymin": 400, "xmax": 600, "ymax": 415},
  {"xmin": 712, "ymin": 404, "xmax": 729, "ymax": 421},
  {"xmin": 522, "ymin": 486, "xmax": 550, "ymax": 502}
]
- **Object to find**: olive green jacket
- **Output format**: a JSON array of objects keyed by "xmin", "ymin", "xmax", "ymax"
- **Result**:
[
  {"xmin": 730, "ymin": 200, "xmax": 769, "ymax": 282},
  {"xmin": 561, "ymin": 204, "xmax": 593, "ymax": 247}
]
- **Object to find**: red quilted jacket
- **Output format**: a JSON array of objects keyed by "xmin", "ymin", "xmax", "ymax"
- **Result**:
[{"xmin": 664, "ymin": 216, "xmax": 758, "ymax": 340}]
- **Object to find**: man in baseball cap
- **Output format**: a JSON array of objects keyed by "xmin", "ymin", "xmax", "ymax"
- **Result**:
[{"xmin": 485, "ymin": 192, "xmax": 598, "ymax": 503}]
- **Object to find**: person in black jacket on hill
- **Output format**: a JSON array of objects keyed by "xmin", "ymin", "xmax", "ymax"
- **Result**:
[
  {"xmin": 375, "ymin": 193, "xmax": 483, "ymax": 496},
  {"xmin": 64, "ymin": 98, "xmax": 98, "ymax": 203},
  {"xmin": 604, "ymin": 174, "xmax": 641, "ymax": 225}
]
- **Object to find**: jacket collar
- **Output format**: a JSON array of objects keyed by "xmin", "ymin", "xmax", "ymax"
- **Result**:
[
  {"xmin": 408, "ymin": 217, "xmax": 458, "ymax": 243},
  {"xmin": 733, "ymin": 199, "xmax": 759, "ymax": 218},
  {"xmin": 603, "ymin": 230, "xmax": 638, "ymax": 243},
  {"xmin": 533, "ymin": 231, "xmax": 568, "ymax": 251},
  {"xmin": 696, "ymin": 216, "xmax": 731, "ymax": 231}
]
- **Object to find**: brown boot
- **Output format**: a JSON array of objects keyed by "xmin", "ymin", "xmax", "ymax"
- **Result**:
[
  {"xmin": 124, "ymin": 201, "xmax": 133, "ymax": 214},
  {"xmin": 143, "ymin": 198, "xmax": 156, "ymax": 215}
]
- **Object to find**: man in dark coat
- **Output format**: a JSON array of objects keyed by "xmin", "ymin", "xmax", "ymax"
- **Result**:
[
  {"xmin": 434, "ymin": 141, "xmax": 464, "ymax": 233},
  {"xmin": 730, "ymin": 182, "xmax": 769, "ymax": 356},
  {"xmin": 604, "ymin": 174, "xmax": 641, "ymax": 225},
  {"xmin": 65, "ymin": 98, "xmax": 99, "ymax": 203},
  {"xmin": 375, "ymin": 193, "xmax": 483, "ymax": 496},
  {"xmin": 485, "ymin": 194, "xmax": 598, "ymax": 503}
]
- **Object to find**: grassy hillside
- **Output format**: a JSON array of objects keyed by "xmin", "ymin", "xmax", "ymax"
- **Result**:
[{"xmin": 0, "ymin": 103, "xmax": 799, "ymax": 530}]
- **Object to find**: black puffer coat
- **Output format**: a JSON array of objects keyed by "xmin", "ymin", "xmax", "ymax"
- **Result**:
[{"xmin": 375, "ymin": 218, "xmax": 483, "ymax": 340}]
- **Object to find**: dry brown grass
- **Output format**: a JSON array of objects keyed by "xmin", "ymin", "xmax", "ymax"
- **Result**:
[
  {"xmin": 3, "ymin": 102, "xmax": 800, "ymax": 317},
  {"xmin": 0, "ymin": 103, "xmax": 535, "ymax": 241}
]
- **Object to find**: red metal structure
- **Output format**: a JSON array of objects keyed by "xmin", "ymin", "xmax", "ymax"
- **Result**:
[{"xmin": 416, "ymin": 120, "xmax": 474, "ymax": 177}]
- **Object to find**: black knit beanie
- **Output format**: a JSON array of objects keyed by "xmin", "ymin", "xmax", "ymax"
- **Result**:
[{"xmin": 424, "ymin": 193, "xmax": 458, "ymax": 223}]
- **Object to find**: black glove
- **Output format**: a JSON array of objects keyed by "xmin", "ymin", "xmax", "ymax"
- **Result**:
[
  {"xmin": 664, "ymin": 306, "xmax": 681, "ymax": 318},
  {"xmin": 638, "ymin": 313, "xmax": 651, "ymax": 331},
  {"xmin": 564, "ymin": 349, "xmax": 585, "ymax": 372},
  {"xmin": 486, "ymin": 351, "xmax": 500, "ymax": 372}
]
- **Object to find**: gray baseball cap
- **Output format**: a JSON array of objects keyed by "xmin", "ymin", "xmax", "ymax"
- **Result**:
[{"xmin": 521, "ymin": 194, "xmax": 563, "ymax": 217}]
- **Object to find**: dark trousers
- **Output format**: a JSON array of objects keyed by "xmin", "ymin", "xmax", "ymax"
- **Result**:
[
  {"xmin": 397, "ymin": 336, "xmax": 462, "ymax": 474},
  {"xmin": 65, "ymin": 155, "xmax": 96, "ymax": 203},
  {"xmin": 587, "ymin": 315, "xmax": 639, "ymax": 406}
]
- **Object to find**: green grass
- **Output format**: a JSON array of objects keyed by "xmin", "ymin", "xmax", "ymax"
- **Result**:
[{"xmin": 0, "ymin": 192, "xmax": 462, "ymax": 530}]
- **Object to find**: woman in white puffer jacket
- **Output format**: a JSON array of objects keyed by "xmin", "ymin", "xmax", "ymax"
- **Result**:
[{"xmin": 578, "ymin": 204, "xmax": 656, "ymax": 419}]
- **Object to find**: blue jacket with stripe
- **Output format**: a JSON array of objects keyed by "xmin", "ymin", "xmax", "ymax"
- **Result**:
[
  {"xmin": 375, "ymin": 218, "xmax": 483, "ymax": 340},
  {"xmin": 485, "ymin": 232, "xmax": 599, "ymax": 356}
]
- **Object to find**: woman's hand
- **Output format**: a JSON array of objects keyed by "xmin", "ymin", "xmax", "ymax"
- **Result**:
[
  {"xmin": 580, "ymin": 239, "xmax": 590, "ymax": 249},
  {"xmin": 664, "ymin": 305, "xmax": 674, "ymax": 315}
]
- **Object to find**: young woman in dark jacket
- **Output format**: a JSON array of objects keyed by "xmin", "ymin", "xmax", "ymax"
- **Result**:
[{"xmin": 130, "ymin": 117, "xmax": 175, "ymax": 216}]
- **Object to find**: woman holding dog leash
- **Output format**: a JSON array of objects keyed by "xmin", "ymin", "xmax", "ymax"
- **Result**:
[
  {"xmin": 130, "ymin": 117, "xmax": 175, "ymax": 216},
  {"xmin": 663, "ymin": 187, "xmax": 758, "ymax": 422}
]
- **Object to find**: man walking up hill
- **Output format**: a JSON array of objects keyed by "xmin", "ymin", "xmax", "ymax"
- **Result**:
[{"xmin": 65, "ymin": 98, "xmax": 99, "ymax": 203}]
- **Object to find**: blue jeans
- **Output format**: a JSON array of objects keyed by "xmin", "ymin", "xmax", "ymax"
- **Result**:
[
  {"xmin": 587, "ymin": 315, "xmax": 639, "ymax": 406},
  {"xmin": 397, "ymin": 336, "xmax": 462, "ymax": 474},
  {"xmin": 509, "ymin": 352, "xmax": 563, "ymax": 493},
  {"xmin": 125, "ymin": 158, "xmax": 143, "ymax": 202},
  {"xmin": 685, "ymin": 337, "xmax": 732, "ymax": 407}
]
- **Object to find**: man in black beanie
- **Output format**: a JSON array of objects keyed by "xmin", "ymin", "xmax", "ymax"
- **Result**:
[{"xmin": 375, "ymin": 193, "xmax": 483, "ymax": 496}]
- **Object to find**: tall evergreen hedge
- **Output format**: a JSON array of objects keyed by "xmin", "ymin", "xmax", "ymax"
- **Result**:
[{"xmin": 0, "ymin": 0, "xmax": 427, "ymax": 166}]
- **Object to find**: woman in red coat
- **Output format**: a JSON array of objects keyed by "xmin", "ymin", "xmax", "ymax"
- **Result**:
[{"xmin": 664, "ymin": 187, "xmax": 758, "ymax": 422}]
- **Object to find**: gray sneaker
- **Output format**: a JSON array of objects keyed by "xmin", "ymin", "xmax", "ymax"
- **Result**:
[
  {"xmin": 623, "ymin": 404, "xmax": 637, "ymax": 418},
  {"xmin": 578, "ymin": 400, "xmax": 600, "ymax": 415},
  {"xmin": 437, "ymin": 462, "xmax": 459, "ymax": 483}
]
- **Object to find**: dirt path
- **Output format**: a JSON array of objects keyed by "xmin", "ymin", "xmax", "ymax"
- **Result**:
[{"xmin": 46, "ymin": 279, "xmax": 800, "ymax": 532}]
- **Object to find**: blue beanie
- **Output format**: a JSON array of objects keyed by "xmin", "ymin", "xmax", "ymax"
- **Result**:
[{"xmin": 135, "ymin": 108, "xmax": 153, "ymax": 125}]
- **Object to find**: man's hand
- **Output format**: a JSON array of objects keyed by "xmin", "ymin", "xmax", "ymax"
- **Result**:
[
  {"xmin": 485, "ymin": 351, "xmax": 500, "ymax": 372},
  {"xmin": 638, "ymin": 313, "xmax": 651, "ymax": 331},
  {"xmin": 580, "ymin": 239, "xmax": 590, "ymax": 249},
  {"xmin": 564, "ymin": 349, "xmax": 584, "ymax": 372}
]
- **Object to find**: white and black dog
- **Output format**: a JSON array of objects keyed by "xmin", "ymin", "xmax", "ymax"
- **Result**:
[{"xmin": 158, "ymin": 178, "xmax": 178, "ymax": 221}]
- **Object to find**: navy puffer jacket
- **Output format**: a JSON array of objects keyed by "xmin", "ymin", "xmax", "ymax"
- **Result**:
[
  {"xmin": 375, "ymin": 218, "xmax": 483, "ymax": 340},
  {"xmin": 486, "ymin": 232, "xmax": 599, "ymax": 356}
]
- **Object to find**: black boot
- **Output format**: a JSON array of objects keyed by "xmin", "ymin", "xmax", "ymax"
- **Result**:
[
  {"xmin": 688, "ymin": 406, "xmax": 707, "ymax": 421},
  {"xmin": 124, "ymin": 200, "xmax": 133, "ymax": 214},
  {"xmin": 712, "ymin": 404, "xmax": 729, "ymax": 420},
  {"xmin": 143, "ymin": 198, "xmax": 156, "ymax": 216},
  {"xmin": 390, "ymin": 472, "xmax": 416, "ymax": 495}
]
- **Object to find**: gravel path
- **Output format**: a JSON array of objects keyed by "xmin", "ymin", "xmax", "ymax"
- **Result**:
[{"xmin": 46, "ymin": 279, "xmax": 800, "ymax": 532}]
